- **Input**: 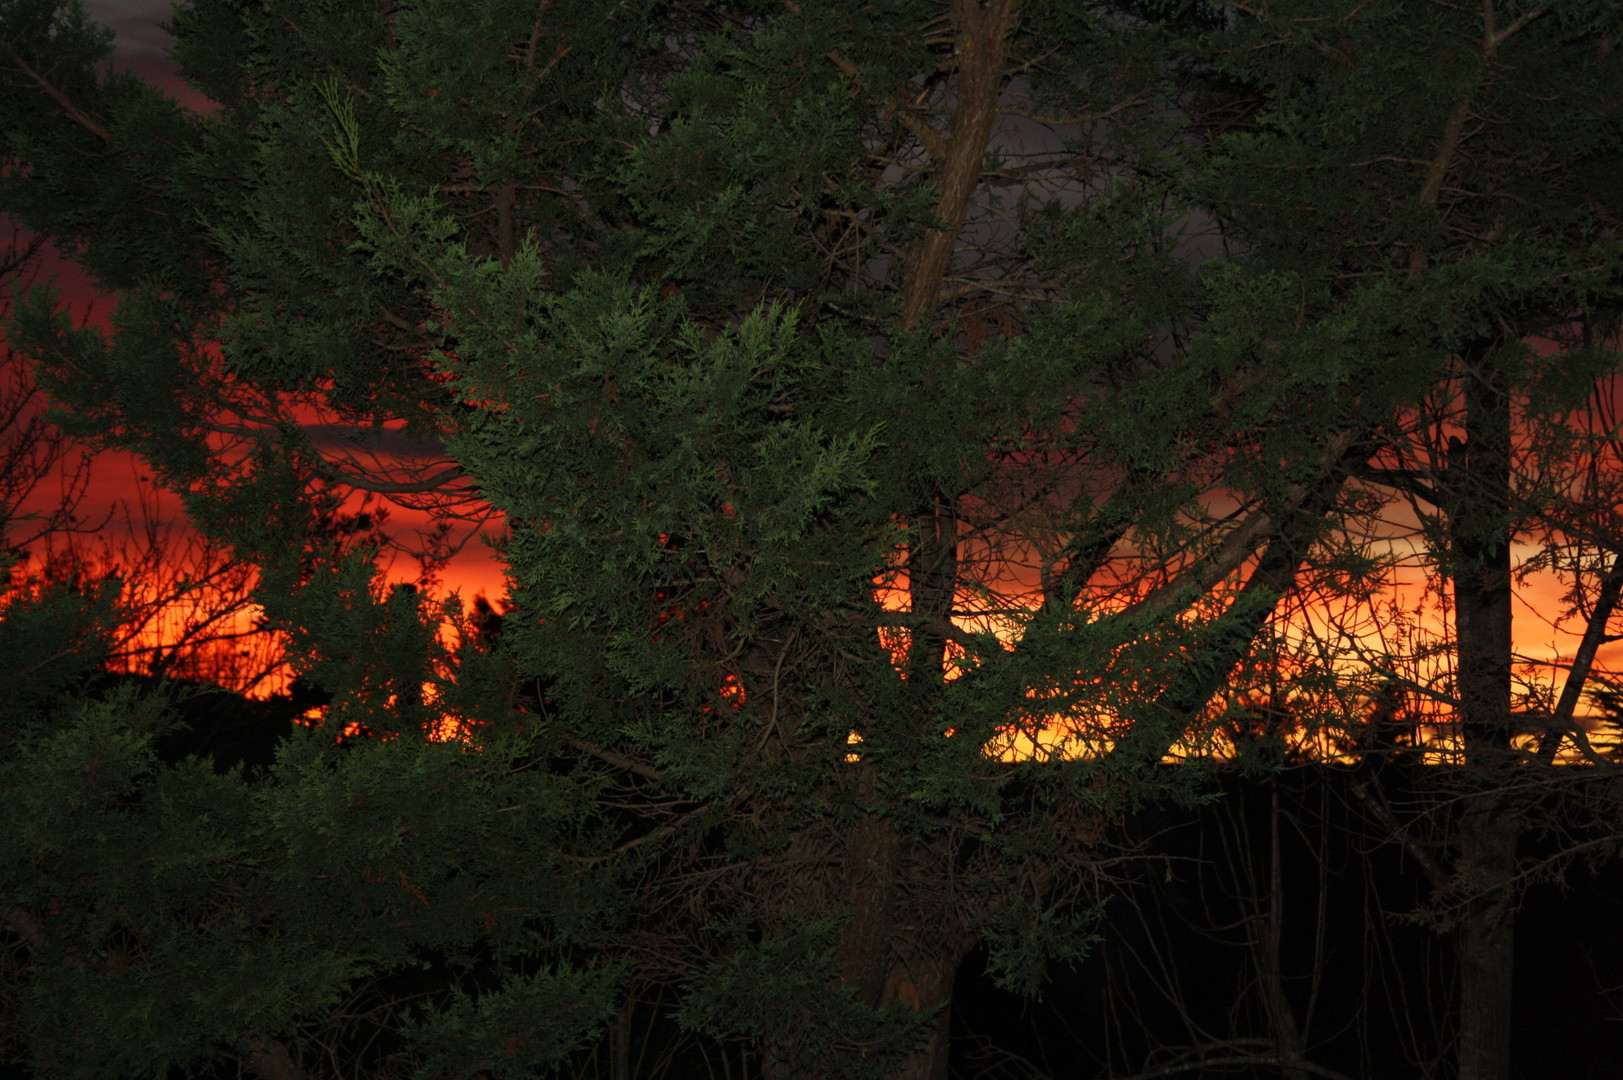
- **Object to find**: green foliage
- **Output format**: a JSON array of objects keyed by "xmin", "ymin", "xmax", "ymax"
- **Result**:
[
  {"xmin": 675, "ymin": 920, "xmax": 932, "ymax": 1080},
  {"xmin": 402, "ymin": 966, "xmax": 621, "ymax": 1080},
  {"xmin": 976, "ymin": 898, "xmax": 1103, "ymax": 1001},
  {"xmin": 0, "ymin": 571, "xmax": 119, "ymax": 750},
  {"xmin": 2, "ymin": 0, "xmax": 1620, "ymax": 1076},
  {"xmin": 1, "ymin": 696, "xmax": 624, "ymax": 1079}
]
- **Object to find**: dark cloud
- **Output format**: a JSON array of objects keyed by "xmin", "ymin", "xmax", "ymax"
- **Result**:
[{"xmin": 83, "ymin": 0, "xmax": 214, "ymax": 112}]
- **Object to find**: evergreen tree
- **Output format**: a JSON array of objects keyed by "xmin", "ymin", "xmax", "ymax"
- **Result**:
[
  {"xmin": 1183, "ymin": 7, "xmax": 1622, "ymax": 1078},
  {"xmin": 2, "ymin": 2, "xmax": 1619, "ymax": 1079}
]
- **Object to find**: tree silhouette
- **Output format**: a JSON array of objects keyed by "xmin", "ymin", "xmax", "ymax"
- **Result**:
[{"xmin": 0, "ymin": 2, "xmax": 1620, "ymax": 1080}]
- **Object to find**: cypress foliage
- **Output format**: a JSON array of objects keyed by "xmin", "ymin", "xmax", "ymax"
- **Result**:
[{"xmin": 1, "ymin": 1, "xmax": 1619, "ymax": 1078}]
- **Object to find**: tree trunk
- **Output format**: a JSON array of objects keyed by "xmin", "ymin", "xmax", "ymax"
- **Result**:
[
  {"xmin": 613, "ymin": 992, "xmax": 633, "ymax": 1080},
  {"xmin": 1254, "ymin": 783, "xmax": 1309, "ymax": 1080},
  {"xmin": 880, "ymin": 948, "xmax": 963, "ymax": 1080},
  {"xmin": 242, "ymin": 1036, "xmax": 308, "ymax": 1080},
  {"xmin": 835, "ymin": 812, "xmax": 971, "ymax": 1080},
  {"xmin": 1447, "ymin": 341, "xmax": 1515, "ymax": 1080},
  {"xmin": 838, "ymin": 812, "xmax": 903, "ymax": 998},
  {"xmin": 1454, "ymin": 806, "xmax": 1515, "ymax": 1080}
]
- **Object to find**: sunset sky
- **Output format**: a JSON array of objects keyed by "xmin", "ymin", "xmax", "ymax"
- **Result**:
[
  {"xmin": 8, "ymin": 0, "xmax": 1618, "ymax": 744},
  {"xmin": 7, "ymin": 0, "xmax": 511, "ymax": 623}
]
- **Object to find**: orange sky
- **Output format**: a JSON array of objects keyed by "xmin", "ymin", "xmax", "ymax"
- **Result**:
[
  {"xmin": 5, "ymin": 230, "xmax": 510, "ymax": 693},
  {"xmin": 10, "ymin": 223, "xmax": 1619, "ymax": 755}
]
